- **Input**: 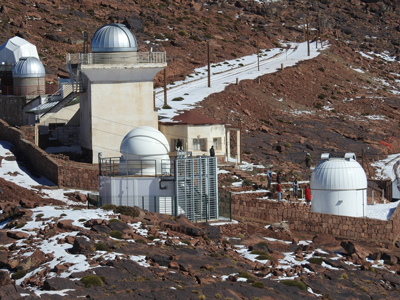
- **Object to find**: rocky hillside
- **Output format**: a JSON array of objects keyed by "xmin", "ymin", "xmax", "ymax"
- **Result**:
[{"xmin": 2, "ymin": 0, "xmax": 400, "ymax": 175}]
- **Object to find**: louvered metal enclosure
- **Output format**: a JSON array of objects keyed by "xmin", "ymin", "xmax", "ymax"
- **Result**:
[
  {"xmin": 174, "ymin": 156, "xmax": 218, "ymax": 222},
  {"xmin": 98, "ymin": 154, "xmax": 219, "ymax": 223}
]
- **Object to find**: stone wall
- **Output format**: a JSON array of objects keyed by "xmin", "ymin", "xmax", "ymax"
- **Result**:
[
  {"xmin": 0, "ymin": 119, "xmax": 99, "ymax": 190},
  {"xmin": 0, "ymin": 96, "xmax": 26, "ymax": 126},
  {"xmin": 20, "ymin": 126, "xmax": 36, "ymax": 144},
  {"xmin": 231, "ymin": 193, "xmax": 400, "ymax": 244}
]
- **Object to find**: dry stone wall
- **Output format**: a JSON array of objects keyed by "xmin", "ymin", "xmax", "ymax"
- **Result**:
[
  {"xmin": 231, "ymin": 193, "xmax": 400, "ymax": 244},
  {"xmin": 0, "ymin": 119, "xmax": 99, "ymax": 190}
]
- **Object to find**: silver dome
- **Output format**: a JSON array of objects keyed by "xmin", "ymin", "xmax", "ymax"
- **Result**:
[
  {"xmin": 12, "ymin": 57, "xmax": 45, "ymax": 78},
  {"xmin": 91, "ymin": 23, "xmax": 138, "ymax": 53}
]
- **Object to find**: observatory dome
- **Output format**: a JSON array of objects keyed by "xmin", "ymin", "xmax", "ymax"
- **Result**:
[
  {"xmin": 12, "ymin": 57, "xmax": 45, "ymax": 78},
  {"xmin": 120, "ymin": 126, "xmax": 169, "ymax": 160},
  {"xmin": 311, "ymin": 153, "xmax": 367, "ymax": 191},
  {"xmin": 310, "ymin": 153, "xmax": 367, "ymax": 218},
  {"xmin": 91, "ymin": 23, "xmax": 138, "ymax": 53},
  {"xmin": 0, "ymin": 36, "xmax": 39, "ymax": 65}
]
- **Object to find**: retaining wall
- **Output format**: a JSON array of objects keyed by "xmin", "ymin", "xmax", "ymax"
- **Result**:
[
  {"xmin": 231, "ymin": 193, "xmax": 400, "ymax": 244},
  {"xmin": 0, "ymin": 119, "xmax": 99, "ymax": 190}
]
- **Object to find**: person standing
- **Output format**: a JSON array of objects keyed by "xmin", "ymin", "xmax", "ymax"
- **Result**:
[
  {"xmin": 209, "ymin": 145, "xmax": 215, "ymax": 157},
  {"xmin": 292, "ymin": 178, "xmax": 298, "ymax": 199},
  {"xmin": 276, "ymin": 172, "xmax": 281, "ymax": 184},
  {"xmin": 276, "ymin": 183, "xmax": 283, "ymax": 201},
  {"xmin": 266, "ymin": 169, "xmax": 272, "ymax": 189},
  {"xmin": 176, "ymin": 139, "xmax": 183, "ymax": 150},
  {"xmin": 305, "ymin": 185, "xmax": 311, "ymax": 205}
]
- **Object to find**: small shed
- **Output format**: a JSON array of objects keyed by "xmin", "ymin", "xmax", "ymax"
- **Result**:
[
  {"xmin": 311, "ymin": 153, "xmax": 367, "ymax": 217},
  {"xmin": 159, "ymin": 111, "xmax": 227, "ymax": 159}
]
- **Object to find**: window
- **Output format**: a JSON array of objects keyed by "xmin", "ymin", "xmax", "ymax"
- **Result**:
[
  {"xmin": 213, "ymin": 137, "xmax": 221, "ymax": 150},
  {"xmin": 171, "ymin": 139, "xmax": 185, "ymax": 151},
  {"xmin": 193, "ymin": 138, "xmax": 206, "ymax": 151}
]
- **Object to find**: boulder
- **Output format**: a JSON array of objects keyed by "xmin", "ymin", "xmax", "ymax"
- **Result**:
[
  {"xmin": 7, "ymin": 231, "xmax": 29, "ymax": 240},
  {"xmin": 312, "ymin": 234, "xmax": 338, "ymax": 247}
]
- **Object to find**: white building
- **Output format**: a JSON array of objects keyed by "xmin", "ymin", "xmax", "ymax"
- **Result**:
[
  {"xmin": 311, "ymin": 153, "xmax": 367, "ymax": 217},
  {"xmin": 70, "ymin": 23, "xmax": 167, "ymax": 163},
  {"xmin": 99, "ymin": 126, "xmax": 219, "ymax": 222},
  {"xmin": 159, "ymin": 110, "xmax": 241, "ymax": 162}
]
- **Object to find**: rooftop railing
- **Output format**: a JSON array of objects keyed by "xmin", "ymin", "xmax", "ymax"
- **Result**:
[{"xmin": 66, "ymin": 52, "xmax": 166, "ymax": 66}]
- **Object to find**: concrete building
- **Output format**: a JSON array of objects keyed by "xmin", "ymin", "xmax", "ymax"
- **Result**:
[
  {"xmin": 159, "ymin": 110, "xmax": 241, "ymax": 162},
  {"xmin": 311, "ymin": 153, "xmax": 367, "ymax": 217},
  {"xmin": 67, "ymin": 23, "xmax": 167, "ymax": 163}
]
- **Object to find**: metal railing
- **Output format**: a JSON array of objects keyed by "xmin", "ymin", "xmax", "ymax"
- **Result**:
[
  {"xmin": 1, "ymin": 85, "xmax": 59, "ymax": 96},
  {"xmin": 99, "ymin": 156, "xmax": 174, "ymax": 177},
  {"xmin": 66, "ymin": 52, "xmax": 166, "ymax": 65}
]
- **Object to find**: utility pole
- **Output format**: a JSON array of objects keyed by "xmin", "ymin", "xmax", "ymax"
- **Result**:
[
  {"xmin": 306, "ymin": 17, "xmax": 310, "ymax": 56},
  {"xmin": 164, "ymin": 68, "xmax": 167, "ymax": 106},
  {"xmin": 207, "ymin": 41, "xmax": 211, "ymax": 88}
]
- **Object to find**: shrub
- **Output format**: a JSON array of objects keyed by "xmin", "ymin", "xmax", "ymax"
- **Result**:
[
  {"xmin": 181, "ymin": 240, "xmax": 191, "ymax": 245},
  {"xmin": 211, "ymin": 253, "xmax": 221, "ymax": 258},
  {"xmin": 110, "ymin": 230, "xmax": 123, "ymax": 239},
  {"xmin": 15, "ymin": 223, "xmax": 26, "ymax": 229},
  {"xmin": 135, "ymin": 239, "xmax": 147, "ymax": 244},
  {"xmin": 78, "ymin": 218, "xmax": 86, "ymax": 222},
  {"xmin": 114, "ymin": 206, "xmax": 140, "ymax": 218},
  {"xmin": 242, "ymin": 179, "xmax": 253, "ymax": 186},
  {"xmin": 231, "ymin": 52, "xmax": 237, "ymax": 57},
  {"xmin": 101, "ymin": 204, "xmax": 116, "ymax": 210},
  {"xmin": 12, "ymin": 269, "xmax": 26, "ymax": 280},
  {"xmin": 255, "ymin": 254, "xmax": 273, "ymax": 260},
  {"xmin": 280, "ymin": 280, "xmax": 307, "ymax": 290},
  {"xmin": 203, "ymin": 235, "xmax": 210, "ymax": 241},
  {"xmin": 284, "ymin": 142, "xmax": 291, "ymax": 148},
  {"xmin": 60, "ymin": 213, "xmax": 67, "ymax": 217},
  {"xmin": 307, "ymin": 257, "xmax": 323, "ymax": 265},
  {"xmin": 318, "ymin": 67, "xmax": 325, "ymax": 72},
  {"xmin": 172, "ymin": 97, "xmax": 184, "ymax": 101},
  {"xmin": 190, "ymin": 35, "xmax": 201, "ymax": 42},
  {"xmin": 178, "ymin": 30, "xmax": 187, "ymax": 36},
  {"xmin": 318, "ymin": 94, "xmax": 326, "ymax": 99},
  {"xmin": 250, "ymin": 250, "xmax": 267, "ymax": 255},
  {"xmin": 222, "ymin": 239, "xmax": 231, "ymax": 244},
  {"xmin": 314, "ymin": 103, "xmax": 323, "ymax": 109},
  {"xmin": 81, "ymin": 275, "xmax": 104, "ymax": 288},
  {"xmin": 238, "ymin": 271, "xmax": 254, "ymax": 282},
  {"xmin": 35, "ymin": 213, "xmax": 44, "ymax": 219},
  {"xmin": 162, "ymin": 104, "xmax": 172, "ymax": 109},
  {"xmin": 251, "ymin": 281, "xmax": 265, "ymax": 288},
  {"xmin": 154, "ymin": 33, "xmax": 164, "ymax": 39},
  {"xmin": 95, "ymin": 242, "xmax": 110, "ymax": 252},
  {"xmin": 109, "ymin": 219, "xmax": 122, "ymax": 223}
]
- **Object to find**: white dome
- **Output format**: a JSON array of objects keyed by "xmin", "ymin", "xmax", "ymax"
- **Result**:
[
  {"xmin": 120, "ymin": 126, "xmax": 169, "ymax": 159},
  {"xmin": 91, "ymin": 23, "xmax": 138, "ymax": 53},
  {"xmin": 311, "ymin": 153, "xmax": 367, "ymax": 191},
  {"xmin": 0, "ymin": 36, "xmax": 39, "ymax": 65}
]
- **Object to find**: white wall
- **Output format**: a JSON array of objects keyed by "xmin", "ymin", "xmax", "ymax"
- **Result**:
[
  {"xmin": 99, "ymin": 176, "xmax": 175, "ymax": 213},
  {"xmin": 80, "ymin": 63, "xmax": 165, "ymax": 163},
  {"xmin": 311, "ymin": 189, "xmax": 367, "ymax": 217}
]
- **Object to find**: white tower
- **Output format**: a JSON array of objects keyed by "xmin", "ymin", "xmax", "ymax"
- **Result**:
[
  {"xmin": 74, "ymin": 23, "xmax": 167, "ymax": 163},
  {"xmin": 311, "ymin": 153, "xmax": 367, "ymax": 217}
]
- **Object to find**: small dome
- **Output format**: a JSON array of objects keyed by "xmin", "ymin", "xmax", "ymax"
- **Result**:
[
  {"xmin": 12, "ymin": 57, "xmax": 45, "ymax": 78},
  {"xmin": 120, "ymin": 126, "xmax": 169, "ymax": 160},
  {"xmin": 91, "ymin": 23, "xmax": 137, "ymax": 53},
  {"xmin": 311, "ymin": 153, "xmax": 367, "ymax": 191}
]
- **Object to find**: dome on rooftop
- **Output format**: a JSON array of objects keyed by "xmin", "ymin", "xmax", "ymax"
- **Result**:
[
  {"xmin": 12, "ymin": 57, "xmax": 45, "ymax": 78},
  {"xmin": 91, "ymin": 23, "xmax": 138, "ymax": 53}
]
